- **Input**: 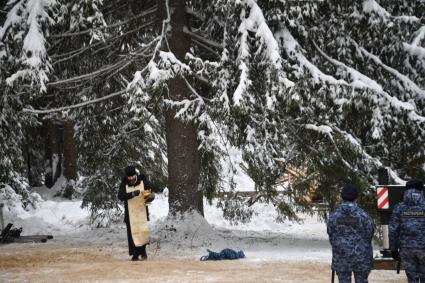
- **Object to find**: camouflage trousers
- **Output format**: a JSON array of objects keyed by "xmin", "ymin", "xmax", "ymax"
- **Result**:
[
  {"xmin": 336, "ymin": 271, "xmax": 369, "ymax": 283},
  {"xmin": 401, "ymin": 248, "xmax": 425, "ymax": 283}
]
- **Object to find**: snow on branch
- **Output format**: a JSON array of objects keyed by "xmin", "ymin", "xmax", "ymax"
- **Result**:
[
  {"xmin": 304, "ymin": 123, "xmax": 354, "ymax": 170},
  {"xmin": 242, "ymin": 0, "xmax": 282, "ymax": 68},
  {"xmin": 362, "ymin": 0, "xmax": 420, "ymax": 23},
  {"xmin": 304, "ymin": 122, "xmax": 407, "ymax": 182},
  {"xmin": 312, "ymin": 40, "xmax": 425, "ymax": 123},
  {"xmin": 403, "ymin": 26, "xmax": 425, "ymax": 60},
  {"xmin": 51, "ymin": 6, "xmax": 157, "ymax": 38},
  {"xmin": 305, "ymin": 124, "xmax": 332, "ymax": 135},
  {"xmin": 331, "ymin": 127, "xmax": 406, "ymax": 184},
  {"xmin": 146, "ymin": 51, "xmax": 191, "ymax": 88},
  {"xmin": 1, "ymin": 0, "xmax": 57, "ymax": 92},
  {"xmin": 276, "ymin": 28, "xmax": 346, "ymax": 87},
  {"xmin": 403, "ymin": 43, "xmax": 425, "ymax": 60},
  {"xmin": 233, "ymin": 0, "xmax": 292, "ymax": 106},
  {"xmin": 129, "ymin": 0, "xmax": 171, "ymax": 92},
  {"xmin": 352, "ymin": 40, "xmax": 425, "ymax": 100},
  {"xmin": 412, "ymin": 26, "xmax": 425, "ymax": 46},
  {"xmin": 23, "ymin": 89, "xmax": 127, "ymax": 114},
  {"xmin": 165, "ymin": 96, "xmax": 204, "ymax": 121},
  {"xmin": 311, "ymin": 40, "xmax": 382, "ymax": 92},
  {"xmin": 185, "ymin": 52, "xmax": 219, "ymax": 78}
]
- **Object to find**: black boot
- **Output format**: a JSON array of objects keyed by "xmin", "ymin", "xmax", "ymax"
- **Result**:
[
  {"xmin": 141, "ymin": 247, "xmax": 148, "ymax": 261},
  {"xmin": 131, "ymin": 254, "xmax": 139, "ymax": 261}
]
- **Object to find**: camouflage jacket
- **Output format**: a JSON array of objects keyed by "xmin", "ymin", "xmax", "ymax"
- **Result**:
[
  {"xmin": 389, "ymin": 189, "xmax": 425, "ymax": 250},
  {"xmin": 327, "ymin": 201, "xmax": 375, "ymax": 272}
]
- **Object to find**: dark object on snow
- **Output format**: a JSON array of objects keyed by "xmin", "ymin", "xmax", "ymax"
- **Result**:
[
  {"xmin": 200, "ymin": 248, "xmax": 245, "ymax": 261},
  {"xmin": 0, "ymin": 223, "xmax": 53, "ymax": 244},
  {"xmin": 1, "ymin": 223, "xmax": 13, "ymax": 243}
]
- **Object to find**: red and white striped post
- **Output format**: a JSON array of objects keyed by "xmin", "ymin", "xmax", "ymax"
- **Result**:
[
  {"xmin": 377, "ymin": 186, "xmax": 390, "ymax": 250},
  {"xmin": 377, "ymin": 186, "xmax": 389, "ymax": 209}
]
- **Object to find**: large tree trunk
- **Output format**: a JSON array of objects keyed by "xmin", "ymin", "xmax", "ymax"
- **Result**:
[
  {"xmin": 63, "ymin": 121, "xmax": 77, "ymax": 181},
  {"xmin": 25, "ymin": 126, "xmax": 44, "ymax": 187},
  {"xmin": 62, "ymin": 121, "xmax": 78, "ymax": 199},
  {"xmin": 160, "ymin": 0, "xmax": 203, "ymax": 216},
  {"xmin": 44, "ymin": 120, "xmax": 62, "ymax": 188}
]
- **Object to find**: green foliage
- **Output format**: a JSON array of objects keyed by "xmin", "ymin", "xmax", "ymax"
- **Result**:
[{"xmin": 2, "ymin": 0, "xmax": 425, "ymax": 224}]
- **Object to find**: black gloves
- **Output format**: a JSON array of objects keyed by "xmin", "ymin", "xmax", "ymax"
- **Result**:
[
  {"xmin": 391, "ymin": 249, "xmax": 400, "ymax": 261},
  {"xmin": 132, "ymin": 190, "xmax": 141, "ymax": 197}
]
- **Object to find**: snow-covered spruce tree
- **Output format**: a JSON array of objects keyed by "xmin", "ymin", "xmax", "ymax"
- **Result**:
[
  {"xmin": 0, "ymin": 0, "xmax": 55, "ymax": 203},
  {"xmin": 0, "ymin": 0, "xmax": 167, "ymax": 220},
  {"xmin": 3, "ymin": 0, "xmax": 425, "ymax": 224},
  {"xmin": 265, "ymin": 0, "xmax": 424, "ymax": 215},
  {"xmin": 131, "ymin": 0, "xmax": 425, "ymax": 220},
  {"xmin": 260, "ymin": 0, "xmax": 425, "ymax": 212},
  {"xmin": 45, "ymin": 0, "xmax": 168, "ymax": 223}
]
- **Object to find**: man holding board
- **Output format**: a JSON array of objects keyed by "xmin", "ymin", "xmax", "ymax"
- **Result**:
[{"xmin": 118, "ymin": 165, "xmax": 160, "ymax": 261}]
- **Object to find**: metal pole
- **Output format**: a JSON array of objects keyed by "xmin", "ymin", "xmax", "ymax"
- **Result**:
[
  {"xmin": 378, "ymin": 167, "xmax": 391, "ymax": 257},
  {"xmin": 0, "ymin": 203, "xmax": 4, "ymax": 231},
  {"xmin": 382, "ymin": 225, "xmax": 389, "ymax": 250}
]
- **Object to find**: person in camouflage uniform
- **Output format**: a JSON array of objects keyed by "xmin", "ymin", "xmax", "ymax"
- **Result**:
[
  {"xmin": 389, "ymin": 178, "xmax": 425, "ymax": 283},
  {"xmin": 327, "ymin": 184, "xmax": 375, "ymax": 283}
]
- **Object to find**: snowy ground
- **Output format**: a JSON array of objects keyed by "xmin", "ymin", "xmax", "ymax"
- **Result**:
[{"xmin": 0, "ymin": 187, "xmax": 407, "ymax": 282}]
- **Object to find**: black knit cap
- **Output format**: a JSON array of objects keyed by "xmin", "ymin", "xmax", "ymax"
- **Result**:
[
  {"xmin": 125, "ymin": 165, "xmax": 137, "ymax": 177},
  {"xmin": 341, "ymin": 184, "xmax": 359, "ymax": 201},
  {"xmin": 406, "ymin": 178, "xmax": 424, "ymax": 191}
]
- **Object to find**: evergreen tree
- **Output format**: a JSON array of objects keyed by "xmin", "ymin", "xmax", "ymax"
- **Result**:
[{"xmin": 1, "ymin": 0, "xmax": 424, "ymax": 223}]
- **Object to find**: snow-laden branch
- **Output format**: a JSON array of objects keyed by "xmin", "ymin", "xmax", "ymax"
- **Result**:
[
  {"xmin": 312, "ymin": 40, "xmax": 425, "ymax": 123},
  {"xmin": 305, "ymin": 122, "xmax": 406, "ymax": 183},
  {"xmin": 22, "ymin": 89, "xmax": 127, "ymax": 114},
  {"xmin": 304, "ymin": 124, "xmax": 354, "ymax": 171},
  {"xmin": 403, "ymin": 43, "xmax": 425, "ymax": 60},
  {"xmin": 330, "ymin": 127, "xmax": 406, "ymax": 184},
  {"xmin": 48, "ymin": 61, "xmax": 124, "ymax": 86},
  {"xmin": 50, "ymin": 6, "xmax": 157, "ymax": 38},
  {"xmin": 352, "ymin": 40, "xmax": 425, "ymax": 100},
  {"xmin": 233, "ymin": 0, "xmax": 292, "ymax": 106},
  {"xmin": 48, "ymin": 44, "xmax": 154, "ymax": 86},
  {"xmin": 311, "ymin": 40, "xmax": 382, "ymax": 92},
  {"xmin": 51, "ymin": 20, "xmax": 156, "ymax": 65},
  {"xmin": 185, "ymin": 52, "xmax": 219, "ymax": 82},
  {"xmin": 128, "ymin": 0, "xmax": 171, "ymax": 90},
  {"xmin": 362, "ymin": 0, "xmax": 420, "ymax": 23},
  {"xmin": 276, "ymin": 28, "xmax": 346, "ymax": 86},
  {"xmin": 411, "ymin": 26, "xmax": 425, "ymax": 46},
  {"xmin": 403, "ymin": 26, "xmax": 425, "ymax": 59},
  {"xmin": 2, "ymin": 0, "xmax": 57, "ymax": 92}
]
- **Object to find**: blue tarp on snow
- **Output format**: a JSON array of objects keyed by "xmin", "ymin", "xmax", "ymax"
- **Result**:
[{"xmin": 200, "ymin": 248, "xmax": 245, "ymax": 261}]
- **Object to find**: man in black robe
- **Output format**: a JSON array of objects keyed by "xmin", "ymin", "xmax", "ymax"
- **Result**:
[{"xmin": 118, "ymin": 165, "xmax": 160, "ymax": 261}]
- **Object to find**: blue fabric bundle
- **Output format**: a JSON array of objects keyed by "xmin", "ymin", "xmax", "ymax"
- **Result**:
[{"xmin": 200, "ymin": 248, "xmax": 245, "ymax": 261}]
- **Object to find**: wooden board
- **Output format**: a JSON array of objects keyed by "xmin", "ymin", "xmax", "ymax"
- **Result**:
[
  {"xmin": 373, "ymin": 259, "xmax": 401, "ymax": 270},
  {"xmin": 126, "ymin": 182, "xmax": 149, "ymax": 247}
]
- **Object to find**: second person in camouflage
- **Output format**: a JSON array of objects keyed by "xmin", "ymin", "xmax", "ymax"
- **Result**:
[
  {"xmin": 327, "ymin": 184, "xmax": 375, "ymax": 283},
  {"xmin": 389, "ymin": 178, "xmax": 425, "ymax": 283}
]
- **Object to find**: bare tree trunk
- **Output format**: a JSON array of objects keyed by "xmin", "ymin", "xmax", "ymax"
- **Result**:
[
  {"xmin": 159, "ymin": 0, "xmax": 203, "ymax": 216},
  {"xmin": 25, "ymin": 127, "xmax": 44, "ymax": 187},
  {"xmin": 61, "ymin": 120, "xmax": 78, "ymax": 199},
  {"xmin": 63, "ymin": 121, "xmax": 77, "ymax": 181},
  {"xmin": 44, "ymin": 120, "xmax": 62, "ymax": 188}
]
